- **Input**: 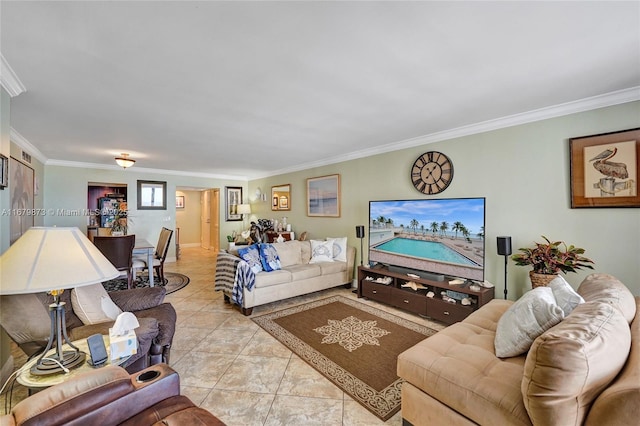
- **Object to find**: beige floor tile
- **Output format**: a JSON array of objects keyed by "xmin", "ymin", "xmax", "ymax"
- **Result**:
[
  {"xmin": 197, "ymin": 328, "xmax": 257, "ymax": 354},
  {"xmin": 200, "ymin": 389, "xmax": 276, "ymax": 426},
  {"xmin": 172, "ymin": 351, "xmax": 236, "ymax": 388},
  {"xmin": 214, "ymin": 355, "xmax": 290, "ymax": 393},
  {"xmin": 180, "ymin": 385, "xmax": 212, "ymax": 406},
  {"xmin": 264, "ymin": 394, "xmax": 343, "ymax": 426},
  {"xmin": 342, "ymin": 397, "xmax": 402, "ymax": 426},
  {"xmin": 172, "ymin": 326, "xmax": 214, "ymax": 352},
  {"xmin": 277, "ymin": 356, "xmax": 344, "ymax": 400},
  {"xmin": 179, "ymin": 311, "xmax": 231, "ymax": 329},
  {"xmin": 240, "ymin": 329, "xmax": 292, "ymax": 358}
]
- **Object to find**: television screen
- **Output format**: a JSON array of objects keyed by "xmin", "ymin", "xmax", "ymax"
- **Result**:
[{"xmin": 368, "ymin": 198, "xmax": 485, "ymax": 281}]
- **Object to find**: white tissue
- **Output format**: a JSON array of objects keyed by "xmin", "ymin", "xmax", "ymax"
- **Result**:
[{"xmin": 111, "ymin": 312, "xmax": 139, "ymax": 336}]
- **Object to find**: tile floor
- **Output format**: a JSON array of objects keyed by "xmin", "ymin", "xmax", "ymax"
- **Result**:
[{"xmin": 2, "ymin": 246, "xmax": 446, "ymax": 425}]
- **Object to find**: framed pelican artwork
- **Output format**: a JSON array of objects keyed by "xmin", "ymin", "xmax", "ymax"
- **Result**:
[{"xmin": 570, "ymin": 128, "xmax": 640, "ymax": 208}]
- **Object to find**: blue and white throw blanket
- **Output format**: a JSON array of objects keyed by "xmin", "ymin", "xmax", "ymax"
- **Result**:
[{"xmin": 214, "ymin": 251, "xmax": 256, "ymax": 306}]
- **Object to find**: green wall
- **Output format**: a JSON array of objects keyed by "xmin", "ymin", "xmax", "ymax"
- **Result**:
[{"xmin": 249, "ymin": 101, "xmax": 640, "ymax": 298}]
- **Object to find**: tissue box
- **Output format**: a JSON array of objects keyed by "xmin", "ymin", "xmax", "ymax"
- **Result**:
[{"xmin": 108, "ymin": 328, "xmax": 138, "ymax": 361}]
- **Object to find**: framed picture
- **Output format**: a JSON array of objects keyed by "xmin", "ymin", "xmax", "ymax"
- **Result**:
[
  {"xmin": 10, "ymin": 157, "xmax": 34, "ymax": 244},
  {"xmin": 271, "ymin": 184, "xmax": 291, "ymax": 211},
  {"xmin": 225, "ymin": 186, "xmax": 243, "ymax": 221},
  {"xmin": 307, "ymin": 174, "xmax": 341, "ymax": 217},
  {"xmin": 137, "ymin": 180, "xmax": 167, "ymax": 210},
  {"xmin": 0, "ymin": 154, "xmax": 7, "ymax": 189},
  {"xmin": 176, "ymin": 195, "xmax": 185, "ymax": 209},
  {"xmin": 570, "ymin": 128, "xmax": 639, "ymax": 208}
]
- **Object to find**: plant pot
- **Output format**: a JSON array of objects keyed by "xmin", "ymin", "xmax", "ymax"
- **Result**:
[{"xmin": 529, "ymin": 271, "xmax": 557, "ymax": 288}]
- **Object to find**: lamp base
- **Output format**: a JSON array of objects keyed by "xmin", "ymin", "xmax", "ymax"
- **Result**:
[{"xmin": 30, "ymin": 350, "xmax": 86, "ymax": 376}]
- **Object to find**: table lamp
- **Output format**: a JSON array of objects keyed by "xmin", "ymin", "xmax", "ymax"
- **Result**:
[
  {"xmin": 238, "ymin": 203, "xmax": 251, "ymax": 231},
  {"xmin": 0, "ymin": 227, "xmax": 120, "ymax": 375}
]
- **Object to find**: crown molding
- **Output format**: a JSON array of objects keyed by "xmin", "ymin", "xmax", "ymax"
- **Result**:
[
  {"xmin": 1, "ymin": 54, "xmax": 26, "ymax": 97},
  {"xmin": 46, "ymin": 159, "xmax": 248, "ymax": 181},
  {"xmin": 252, "ymin": 87, "xmax": 640, "ymax": 179},
  {"xmin": 10, "ymin": 128, "xmax": 47, "ymax": 164}
]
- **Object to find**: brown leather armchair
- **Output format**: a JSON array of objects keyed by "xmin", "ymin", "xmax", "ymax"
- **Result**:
[
  {"xmin": 0, "ymin": 287, "xmax": 176, "ymax": 373},
  {"xmin": 0, "ymin": 364, "xmax": 225, "ymax": 426}
]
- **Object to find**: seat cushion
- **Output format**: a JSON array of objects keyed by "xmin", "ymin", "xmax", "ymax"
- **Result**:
[
  {"xmin": 522, "ymin": 300, "xmax": 631, "ymax": 426},
  {"xmin": 133, "ymin": 303, "xmax": 177, "ymax": 347},
  {"xmin": 398, "ymin": 299, "xmax": 531, "ymax": 426},
  {"xmin": 119, "ymin": 395, "xmax": 225, "ymax": 426},
  {"xmin": 318, "ymin": 261, "xmax": 347, "ymax": 275},
  {"xmin": 286, "ymin": 264, "xmax": 322, "ymax": 281},
  {"xmin": 254, "ymin": 269, "xmax": 292, "ymax": 288}
]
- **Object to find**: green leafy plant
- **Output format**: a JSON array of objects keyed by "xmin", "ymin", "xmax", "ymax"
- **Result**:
[{"xmin": 511, "ymin": 235, "xmax": 595, "ymax": 274}]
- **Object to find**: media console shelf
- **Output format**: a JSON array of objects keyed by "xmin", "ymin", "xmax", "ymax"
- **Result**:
[{"xmin": 357, "ymin": 265, "xmax": 494, "ymax": 325}]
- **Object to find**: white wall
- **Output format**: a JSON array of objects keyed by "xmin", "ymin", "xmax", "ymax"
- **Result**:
[{"xmin": 249, "ymin": 102, "xmax": 640, "ymax": 298}]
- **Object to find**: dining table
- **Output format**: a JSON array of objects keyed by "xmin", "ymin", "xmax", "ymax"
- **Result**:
[{"xmin": 133, "ymin": 238, "xmax": 155, "ymax": 287}]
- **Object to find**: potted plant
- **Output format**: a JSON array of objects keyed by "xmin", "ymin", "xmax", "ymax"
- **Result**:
[{"xmin": 511, "ymin": 235, "xmax": 594, "ymax": 287}]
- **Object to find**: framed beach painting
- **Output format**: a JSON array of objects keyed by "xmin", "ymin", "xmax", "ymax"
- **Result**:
[
  {"xmin": 225, "ymin": 186, "xmax": 243, "ymax": 221},
  {"xmin": 570, "ymin": 128, "xmax": 639, "ymax": 208},
  {"xmin": 307, "ymin": 174, "xmax": 340, "ymax": 217}
]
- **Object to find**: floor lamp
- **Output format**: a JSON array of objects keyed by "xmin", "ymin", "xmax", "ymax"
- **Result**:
[
  {"xmin": 0, "ymin": 227, "xmax": 120, "ymax": 375},
  {"xmin": 497, "ymin": 236, "xmax": 512, "ymax": 300}
]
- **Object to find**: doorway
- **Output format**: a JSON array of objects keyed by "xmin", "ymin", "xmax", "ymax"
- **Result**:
[{"xmin": 200, "ymin": 189, "xmax": 220, "ymax": 251}]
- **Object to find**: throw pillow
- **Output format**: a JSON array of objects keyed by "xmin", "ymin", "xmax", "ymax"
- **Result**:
[
  {"xmin": 237, "ymin": 244, "xmax": 263, "ymax": 274},
  {"xmin": 309, "ymin": 239, "xmax": 335, "ymax": 263},
  {"xmin": 259, "ymin": 243, "xmax": 281, "ymax": 272},
  {"xmin": 71, "ymin": 283, "xmax": 123, "ymax": 325},
  {"xmin": 548, "ymin": 275, "xmax": 584, "ymax": 317},
  {"xmin": 494, "ymin": 286, "xmax": 565, "ymax": 358},
  {"xmin": 326, "ymin": 237, "xmax": 348, "ymax": 262}
]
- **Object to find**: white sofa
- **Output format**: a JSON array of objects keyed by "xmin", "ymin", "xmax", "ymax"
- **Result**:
[{"xmin": 216, "ymin": 239, "xmax": 356, "ymax": 315}]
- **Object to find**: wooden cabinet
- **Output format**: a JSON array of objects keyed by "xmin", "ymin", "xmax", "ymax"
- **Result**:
[{"xmin": 357, "ymin": 265, "xmax": 494, "ymax": 325}]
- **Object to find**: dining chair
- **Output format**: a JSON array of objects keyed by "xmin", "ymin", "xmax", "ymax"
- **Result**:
[
  {"xmin": 133, "ymin": 228, "xmax": 173, "ymax": 284},
  {"xmin": 93, "ymin": 234, "xmax": 136, "ymax": 289}
]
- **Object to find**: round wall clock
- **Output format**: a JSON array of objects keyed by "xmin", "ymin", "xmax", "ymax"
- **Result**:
[{"xmin": 411, "ymin": 151, "xmax": 454, "ymax": 194}]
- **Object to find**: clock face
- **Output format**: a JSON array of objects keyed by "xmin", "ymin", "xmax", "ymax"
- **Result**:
[{"xmin": 411, "ymin": 151, "xmax": 454, "ymax": 194}]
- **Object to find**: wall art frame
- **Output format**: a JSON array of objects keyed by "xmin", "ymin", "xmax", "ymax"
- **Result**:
[
  {"xmin": 570, "ymin": 127, "xmax": 639, "ymax": 208},
  {"xmin": 0, "ymin": 154, "xmax": 7, "ymax": 189},
  {"xmin": 307, "ymin": 174, "xmax": 341, "ymax": 217},
  {"xmin": 10, "ymin": 157, "xmax": 34, "ymax": 244},
  {"xmin": 137, "ymin": 180, "xmax": 167, "ymax": 210},
  {"xmin": 176, "ymin": 195, "xmax": 185, "ymax": 209},
  {"xmin": 225, "ymin": 186, "xmax": 243, "ymax": 221}
]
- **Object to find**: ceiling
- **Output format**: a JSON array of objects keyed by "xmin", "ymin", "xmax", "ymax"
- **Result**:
[{"xmin": 2, "ymin": 1, "xmax": 639, "ymax": 180}]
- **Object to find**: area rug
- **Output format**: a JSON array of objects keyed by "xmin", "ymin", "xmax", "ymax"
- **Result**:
[
  {"xmin": 102, "ymin": 272, "xmax": 190, "ymax": 295},
  {"xmin": 252, "ymin": 296, "xmax": 437, "ymax": 421}
]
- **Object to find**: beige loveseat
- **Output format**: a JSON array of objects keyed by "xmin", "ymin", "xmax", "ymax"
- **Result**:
[
  {"xmin": 397, "ymin": 273, "xmax": 639, "ymax": 426},
  {"xmin": 216, "ymin": 240, "xmax": 355, "ymax": 315}
]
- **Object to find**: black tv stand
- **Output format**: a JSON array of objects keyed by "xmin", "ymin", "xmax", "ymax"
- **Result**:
[{"xmin": 357, "ymin": 265, "xmax": 494, "ymax": 325}]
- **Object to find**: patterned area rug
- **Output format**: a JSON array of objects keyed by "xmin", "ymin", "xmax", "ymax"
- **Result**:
[
  {"xmin": 252, "ymin": 296, "xmax": 437, "ymax": 421},
  {"xmin": 102, "ymin": 272, "xmax": 190, "ymax": 295}
]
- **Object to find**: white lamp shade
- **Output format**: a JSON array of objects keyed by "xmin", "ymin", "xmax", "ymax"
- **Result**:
[
  {"xmin": 237, "ymin": 204, "xmax": 252, "ymax": 215},
  {"xmin": 0, "ymin": 227, "xmax": 120, "ymax": 294}
]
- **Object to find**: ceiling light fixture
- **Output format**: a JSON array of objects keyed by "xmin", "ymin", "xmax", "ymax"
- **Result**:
[{"xmin": 115, "ymin": 153, "xmax": 136, "ymax": 169}]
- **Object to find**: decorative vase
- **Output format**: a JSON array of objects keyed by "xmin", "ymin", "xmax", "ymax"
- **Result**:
[{"xmin": 529, "ymin": 271, "xmax": 557, "ymax": 288}]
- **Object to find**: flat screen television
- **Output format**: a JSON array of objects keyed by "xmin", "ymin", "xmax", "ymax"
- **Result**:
[{"xmin": 368, "ymin": 197, "xmax": 486, "ymax": 282}]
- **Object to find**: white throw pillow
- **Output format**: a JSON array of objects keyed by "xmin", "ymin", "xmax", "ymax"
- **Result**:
[
  {"xmin": 326, "ymin": 237, "xmax": 348, "ymax": 262},
  {"xmin": 71, "ymin": 283, "xmax": 123, "ymax": 325},
  {"xmin": 309, "ymin": 239, "xmax": 335, "ymax": 263},
  {"xmin": 548, "ymin": 275, "xmax": 584, "ymax": 317},
  {"xmin": 494, "ymin": 287, "xmax": 565, "ymax": 358}
]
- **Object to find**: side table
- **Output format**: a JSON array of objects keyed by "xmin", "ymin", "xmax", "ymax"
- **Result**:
[{"xmin": 17, "ymin": 335, "xmax": 133, "ymax": 392}]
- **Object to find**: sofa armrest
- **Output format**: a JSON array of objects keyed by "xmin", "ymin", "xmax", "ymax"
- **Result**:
[
  {"xmin": 4, "ymin": 364, "xmax": 180, "ymax": 426},
  {"xmin": 110, "ymin": 287, "xmax": 166, "ymax": 311}
]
